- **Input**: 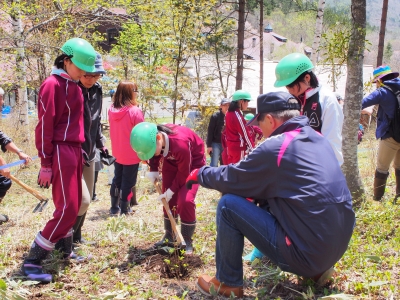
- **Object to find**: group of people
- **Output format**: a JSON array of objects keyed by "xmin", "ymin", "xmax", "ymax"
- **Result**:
[{"xmin": 0, "ymin": 40, "xmax": 396, "ymax": 297}]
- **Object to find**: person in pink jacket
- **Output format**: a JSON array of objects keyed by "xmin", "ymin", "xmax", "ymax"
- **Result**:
[
  {"xmin": 130, "ymin": 122, "xmax": 206, "ymax": 254},
  {"xmin": 108, "ymin": 81, "xmax": 144, "ymax": 215},
  {"xmin": 23, "ymin": 38, "xmax": 96, "ymax": 283}
]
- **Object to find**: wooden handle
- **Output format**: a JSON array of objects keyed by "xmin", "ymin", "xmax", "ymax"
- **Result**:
[
  {"xmin": 9, "ymin": 174, "xmax": 48, "ymax": 202},
  {"xmin": 154, "ymin": 179, "xmax": 185, "ymax": 245}
]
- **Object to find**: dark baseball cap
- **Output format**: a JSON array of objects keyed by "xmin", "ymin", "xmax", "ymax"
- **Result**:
[
  {"xmin": 247, "ymin": 91, "xmax": 300, "ymax": 126},
  {"xmin": 220, "ymin": 98, "xmax": 231, "ymax": 105}
]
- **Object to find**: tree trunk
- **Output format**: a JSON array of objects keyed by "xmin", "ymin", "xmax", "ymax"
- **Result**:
[
  {"xmin": 259, "ymin": 0, "xmax": 263, "ymax": 95},
  {"xmin": 376, "ymin": 0, "xmax": 388, "ymax": 67},
  {"xmin": 236, "ymin": 0, "xmax": 245, "ymax": 90},
  {"xmin": 342, "ymin": 0, "xmax": 366, "ymax": 201},
  {"xmin": 10, "ymin": 10, "xmax": 29, "ymax": 128},
  {"xmin": 310, "ymin": 0, "xmax": 325, "ymax": 65}
]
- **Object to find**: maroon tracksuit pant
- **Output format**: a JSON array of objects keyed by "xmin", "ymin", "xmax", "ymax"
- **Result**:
[
  {"xmin": 40, "ymin": 144, "xmax": 82, "ymax": 243},
  {"xmin": 162, "ymin": 171, "xmax": 198, "ymax": 223}
]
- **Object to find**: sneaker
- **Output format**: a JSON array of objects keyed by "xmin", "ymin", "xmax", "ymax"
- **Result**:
[
  {"xmin": 91, "ymin": 196, "xmax": 100, "ymax": 202},
  {"xmin": 243, "ymin": 247, "xmax": 264, "ymax": 262},
  {"xmin": 196, "ymin": 275, "xmax": 243, "ymax": 298}
]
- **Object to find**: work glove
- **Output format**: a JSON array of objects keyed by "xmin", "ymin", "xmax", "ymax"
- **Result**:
[
  {"xmin": 157, "ymin": 188, "xmax": 174, "ymax": 204},
  {"xmin": 82, "ymin": 149, "xmax": 90, "ymax": 167},
  {"xmin": 38, "ymin": 166, "xmax": 52, "ymax": 188},
  {"xmin": 100, "ymin": 147, "xmax": 109, "ymax": 157},
  {"xmin": 146, "ymin": 171, "xmax": 161, "ymax": 184},
  {"xmin": 186, "ymin": 169, "xmax": 199, "ymax": 190}
]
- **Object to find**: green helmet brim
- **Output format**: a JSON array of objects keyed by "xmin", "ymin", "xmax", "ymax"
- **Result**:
[{"xmin": 72, "ymin": 58, "xmax": 96, "ymax": 73}]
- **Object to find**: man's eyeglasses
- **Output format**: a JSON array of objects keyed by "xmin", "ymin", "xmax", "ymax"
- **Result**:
[{"xmin": 83, "ymin": 74, "xmax": 103, "ymax": 79}]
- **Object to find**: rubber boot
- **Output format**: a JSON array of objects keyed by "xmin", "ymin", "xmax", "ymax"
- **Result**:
[
  {"xmin": 155, "ymin": 217, "xmax": 177, "ymax": 247},
  {"xmin": 395, "ymin": 169, "xmax": 400, "ymax": 201},
  {"xmin": 22, "ymin": 232, "xmax": 54, "ymax": 283},
  {"xmin": 120, "ymin": 200, "xmax": 133, "ymax": 215},
  {"xmin": 243, "ymin": 247, "xmax": 264, "ymax": 262},
  {"xmin": 55, "ymin": 231, "xmax": 86, "ymax": 262},
  {"xmin": 110, "ymin": 187, "xmax": 120, "ymax": 215},
  {"xmin": 181, "ymin": 221, "xmax": 196, "ymax": 255},
  {"xmin": 129, "ymin": 186, "xmax": 138, "ymax": 207},
  {"xmin": 55, "ymin": 230, "xmax": 74, "ymax": 259},
  {"xmin": 373, "ymin": 170, "xmax": 389, "ymax": 201},
  {"xmin": 72, "ymin": 213, "xmax": 86, "ymax": 244},
  {"xmin": 0, "ymin": 197, "xmax": 8, "ymax": 224}
]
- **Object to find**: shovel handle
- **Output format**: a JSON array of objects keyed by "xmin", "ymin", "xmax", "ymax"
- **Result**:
[
  {"xmin": 154, "ymin": 179, "xmax": 185, "ymax": 246},
  {"xmin": 9, "ymin": 174, "xmax": 48, "ymax": 202}
]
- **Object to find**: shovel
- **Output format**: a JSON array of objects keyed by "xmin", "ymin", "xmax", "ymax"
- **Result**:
[
  {"xmin": 9, "ymin": 174, "xmax": 49, "ymax": 213},
  {"xmin": 153, "ymin": 179, "xmax": 186, "ymax": 248}
]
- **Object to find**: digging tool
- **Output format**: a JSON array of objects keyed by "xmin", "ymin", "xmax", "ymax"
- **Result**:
[
  {"xmin": 9, "ymin": 174, "xmax": 49, "ymax": 213},
  {"xmin": 153, "ymin": 179, "xmax": 186, "ymax": 247}
]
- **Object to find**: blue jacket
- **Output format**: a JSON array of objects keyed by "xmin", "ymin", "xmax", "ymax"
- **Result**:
[
  {"xmin": 362, "ymin": 78, "xmax": 400, "ymax": 139},
  {"xmin": 197, "ymin": 116, "xmax": 355, "ymax": 277}
]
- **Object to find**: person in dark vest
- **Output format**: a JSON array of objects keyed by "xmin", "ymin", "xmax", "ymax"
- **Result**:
[
  {"xmin": 206, "ymin": 98, "xmax": 230, "ymax": 167},
  {"xmin": 73, "ymin": 52, "xmax": 107, "ymax": 245},
  {"xmin": 362, "ymin": 65, "xmax": 400, "ymax": 201},
  {"xmin": 274, "ymin": 53, "xmax": 344, "ymax": 165}
]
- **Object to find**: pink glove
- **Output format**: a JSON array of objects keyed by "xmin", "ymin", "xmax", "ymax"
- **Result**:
[{"xmin": 37, "ymin": 167, "xmax": 52, "ymax": 189}]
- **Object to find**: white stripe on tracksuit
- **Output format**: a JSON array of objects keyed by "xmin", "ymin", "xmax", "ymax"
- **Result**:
[{"xmin": 235, "ymin": 111, "xmax": 253, "ymax": 151}]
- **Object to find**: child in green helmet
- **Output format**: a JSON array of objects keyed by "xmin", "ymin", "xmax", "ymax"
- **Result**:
[
  {"xmin": 22, "ymin": 38, "xmax": 96, "ymax": 283},
  {"xmin": 130, "ymin": 122, "xmax": 206, "ymax": 255}
]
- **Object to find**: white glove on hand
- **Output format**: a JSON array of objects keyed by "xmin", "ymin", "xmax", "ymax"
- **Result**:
[
  {"xmin": 157, "ymin": 188, "xmax": 174, "ymax": 204},
  {"xmin": 146, "ymin": 171, "xmax": 160, "ymax": 184}
]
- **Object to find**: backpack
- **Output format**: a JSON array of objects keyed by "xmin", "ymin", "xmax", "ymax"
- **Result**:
[{"xmin": 382, "ymin": 83, "xmax": 400, "ymax": 143}]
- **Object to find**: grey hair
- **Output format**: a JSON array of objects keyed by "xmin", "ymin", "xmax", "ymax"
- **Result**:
[{"xmin": 258, "ymin": 99, "xmax": 300, "ymax": 123}]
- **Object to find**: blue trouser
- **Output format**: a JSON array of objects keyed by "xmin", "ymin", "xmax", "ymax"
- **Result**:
[
  {"xmin": 216, "ymin": 194, "xmax": 290, "ymax": 286},
  {"xmin": 110, "ymin": 162, "xmax": 139, "ymax": 214},
  {"xmin": 210, "ymin": 142, "xmax": 223, "ymax": 167}
]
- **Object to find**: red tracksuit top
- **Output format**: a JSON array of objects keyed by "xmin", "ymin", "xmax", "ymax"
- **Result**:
[
  {"xmin": 35, "ymin": 75, "xmax": 84, "ymax": 166},
  {"xmin": 149, "ymin": 124, "xmax": 206, "ymax": 193},
  {"xmin": 225, "ymin": 109, "xmax": 255, "ymax": 152}
]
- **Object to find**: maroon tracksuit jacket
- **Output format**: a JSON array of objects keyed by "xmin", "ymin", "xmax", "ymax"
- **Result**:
[
  {"xmin": 149, "ymin": 125, "xmax": 205, "ymax": 222},
  {"xmin": 35, "ymin": 74, "xmax": 84, "ymax": 244}
]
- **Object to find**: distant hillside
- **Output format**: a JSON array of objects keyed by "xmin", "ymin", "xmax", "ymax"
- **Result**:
[{"xmin": 327, "ymin": 0, "xmax": 400, "ymax": 31}]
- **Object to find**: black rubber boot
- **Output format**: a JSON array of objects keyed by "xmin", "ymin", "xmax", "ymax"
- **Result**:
[
  {"xmin": 0, "ymin": 197, "xmax": 8, "ymax": 224},
  {"xmin": 395, "ymin": 169, "xmax": 400, "ymax": 197},
  {"xmin": 373, "ymin": 170, "xmax": 389, "ymax": 201},
  {"xmin": 181, "ymin": 222, "xmax": 196, "ymax": 255},
  {"xmin": 22, "ymin": 233, "xmax": 53, "ymax": 283},
  {"xmin": 129, "ymin": 186, "xmax": 138, "ymax": 207},
  {"xmin": 120, "ymin": 201, "xmax": 133, "ymax": 215},
  {"xmin": 55, "ymin": 234, "xmax": 74, "ymax": 259},
  {"xmin": 154, "ymin": 217, "xmax": 177, "ymax": 247},
  {"xmin": 0, "ymin": 213, "xmax": 8, "ymax": 224},
  {"xmin": 72, "ymin": 213, "xmax": 86, "ymax": 244},
  {"xmin": 110, "ymin": 187, "xmax": 120, "ymax": 215}
]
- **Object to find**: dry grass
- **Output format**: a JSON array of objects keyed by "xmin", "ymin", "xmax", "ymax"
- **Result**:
[{"xmin": 1, "ymin": 115, "xmax": 400, "ymax": 299}]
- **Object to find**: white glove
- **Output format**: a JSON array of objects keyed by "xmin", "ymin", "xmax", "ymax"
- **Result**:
[
  {"xmin": 157, "ymin": 188, "xmax": 174, "ymax": 204},
  {"xmin": 146, "ymin": 171, "xmax": 160, "ymax": 184}
]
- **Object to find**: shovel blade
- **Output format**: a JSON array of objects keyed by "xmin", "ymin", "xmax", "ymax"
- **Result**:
[{"xmin": 32, "ymin": 199, "xmax": 49, "ymax": 213}]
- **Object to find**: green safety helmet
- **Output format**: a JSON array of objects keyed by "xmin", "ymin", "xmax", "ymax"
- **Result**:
[
  {"xmin": 274, "ymin": 53, "xmax": 314, "ymax": 87},
  {"xmin": 61, "ymin": 38, "xmax": 96, "ymax": 73},
  {"xmin": 245, "ymin": 113, "xmax": 254, "ymax": 121},
  {"xmin": 130, "ymin": 122, "xmax": 158, "ymax": 160},
  {"xmin": 232, "ymin": 90, "xmax": 252, "ymax": 101}
]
